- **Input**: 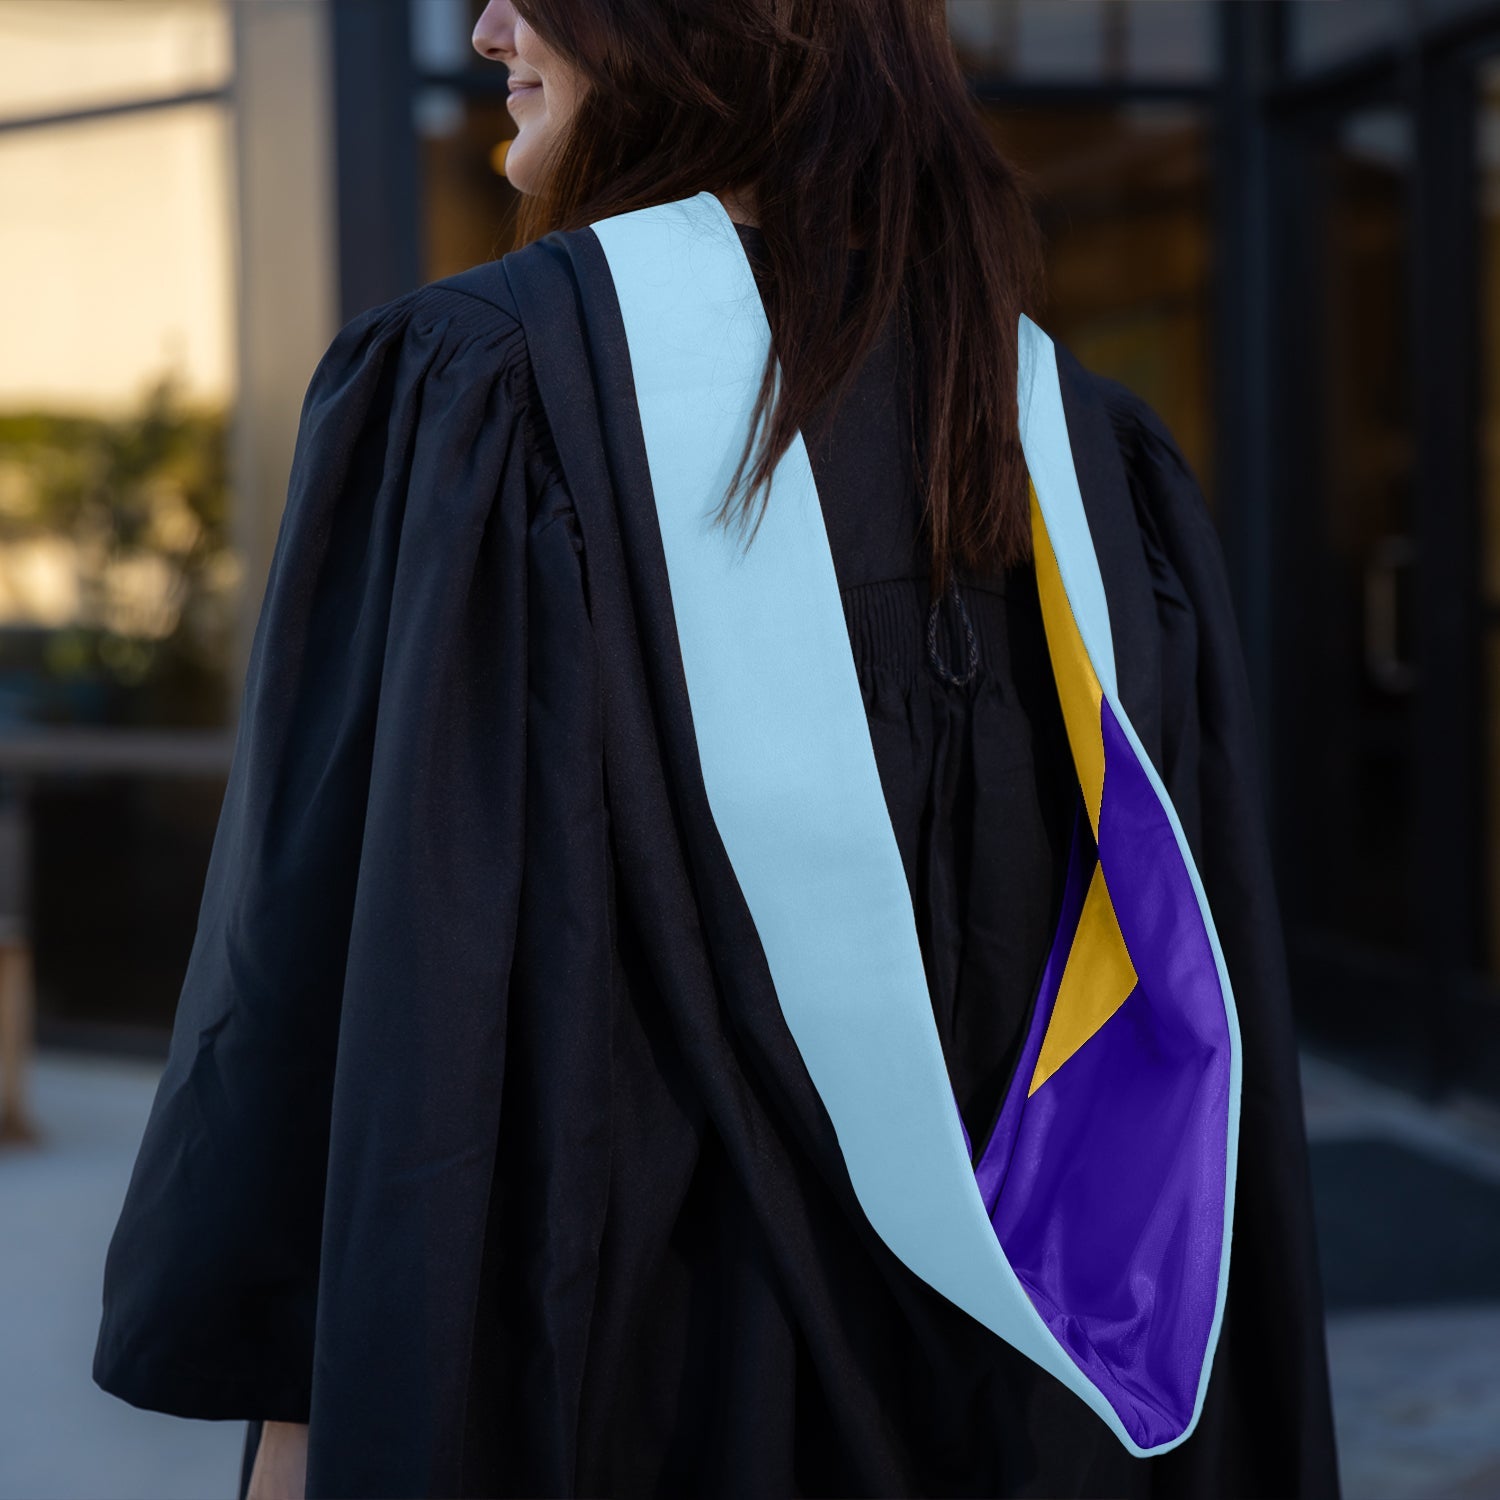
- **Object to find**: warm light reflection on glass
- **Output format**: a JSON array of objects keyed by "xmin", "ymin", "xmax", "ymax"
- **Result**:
[
  {"xmin": 0, "ymin": 25, "xmax": 237, "ymax": 728},
  {"xmin": 0, "ymin": 0, "xmax": 230, "ymax": 123},
  {"xmin": 420, "ymin": 93, "xmax": 520, "ymax": 280},
  {"xmin": 0, "ymin": 105, "xmax": 234, "ymax": 411},
  {"xmin": 986, "ymin": 103, "xmax": 1214, "ymax": 506}
]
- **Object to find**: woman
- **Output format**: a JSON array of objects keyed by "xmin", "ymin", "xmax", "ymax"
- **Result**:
[{"xmin": 94, "ymin": 3, "xmax": 1342, "ymax": 1497}]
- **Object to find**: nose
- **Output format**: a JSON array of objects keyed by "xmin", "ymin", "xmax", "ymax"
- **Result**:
[{"xmin": 471, "ymin": 0, "xmax": 515, "ymax": 62}]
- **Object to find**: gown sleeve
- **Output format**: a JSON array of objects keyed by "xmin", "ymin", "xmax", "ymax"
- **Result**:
[
  {"xmin": 1095, "ymin": 376, "xmax": 1342, "ymax": 1497},
  {"xmin": 91, "ymin": 282, "xmax": 583, "ymax": 1429}
]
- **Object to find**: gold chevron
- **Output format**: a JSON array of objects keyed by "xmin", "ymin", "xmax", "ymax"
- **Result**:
[
  {"xmin": 1030, "ymin": 858, "xmax": 1139, "ymax": 1094},
  {"xmin": 1029, "ymin": 481, "xmax": 1106, "ymax": 841}
]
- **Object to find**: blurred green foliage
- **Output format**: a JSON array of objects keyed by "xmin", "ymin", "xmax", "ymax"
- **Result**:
[{"xmin": 0, "ymin": 372, "xmax": 236, "ymax": 728}]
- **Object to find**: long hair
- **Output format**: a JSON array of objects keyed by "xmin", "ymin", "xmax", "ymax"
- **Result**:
[{"xmin": 509, "ymin": 0, "xmax": 1046, "ymax": 595}]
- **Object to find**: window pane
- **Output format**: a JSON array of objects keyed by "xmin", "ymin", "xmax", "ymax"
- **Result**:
[
  {"xmin": 987, "ymin": 103, "xmax": 1215, "ymax": 508},
  {"xmin": 1476, "ymin": 57, "xmax": 1500, "ymax": 983},
  {"xmin": 1123, "ymin": 1, "xmax": 1216, "ymax": 83},
  {"xmin": 1420, "ymin": 0, "xmax": 1500, "ymax": 23},
  {"xmin": 411, "ymin": 0, "xmax": 476, "ymax": 74},
  {"xmin": 34, "ymin": 770, "xmax": 228, "ymax": 1043},
  {"xmin": 1013, "ymin": 0, "xmax": 1111, "ymax": 80},
  {"xmin": 0, "ymin": 0, "xmax": 230, "ymax": 123},
  {"xmin": 410, "ymin": 0, "xmax": 508, "ymax": 79},
  {"xmin": 1488, "ymin": 633, "xmax": 1500, "ymax": 984},
  {"xmin": 1295, "ymin": 105, "xmax": 1417, "ymax": 952},
  {"xmin": 946, "ymin": 0, "xmax": 1214, "ymax": 84},
  {"xmin": 419, "ymin": 90, "xmax": 521, "ymax": 280},
  {"xmin": 1286, "ymin": 0, "xmax": 1403, "ymax": 74},
  {"xmin": 0, "ymin": 102, "xmax": 238, "ymax": 729}
]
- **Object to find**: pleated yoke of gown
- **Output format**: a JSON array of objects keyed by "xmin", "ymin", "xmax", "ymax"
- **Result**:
[{"xmin": 730, "ymin": 222, "xmax": 1080, "ymax": 1160}]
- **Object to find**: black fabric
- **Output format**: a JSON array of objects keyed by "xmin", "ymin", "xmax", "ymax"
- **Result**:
[
  {"xmin": 240, "ymin": 1419, "xmax": 263, "ymax": 1499},
  {"xmin": 95, "ymin": 221, "xmax": 1341, "ymax": 1500}
]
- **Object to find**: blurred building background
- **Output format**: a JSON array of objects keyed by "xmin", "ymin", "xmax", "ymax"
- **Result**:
[
  {"xmin": 1, "ymin": 0, "xmax": 1497, "ymax": 1104},
  {"xmin": 4, "ymin": 1, "xmax": 1500, "ymax": 1495}
]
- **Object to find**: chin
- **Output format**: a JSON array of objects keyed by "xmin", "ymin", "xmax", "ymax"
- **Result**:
[{"xmin": 504, "ymin": 139, "xmax": 547, "ymax": 196}]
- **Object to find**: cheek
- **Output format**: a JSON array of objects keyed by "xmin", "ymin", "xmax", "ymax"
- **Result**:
[{"xmin": 544, "ymin": 70, "xmax": 583, "ymax": 126}]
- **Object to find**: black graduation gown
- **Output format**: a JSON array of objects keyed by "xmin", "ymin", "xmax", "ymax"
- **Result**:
[{"xmin": 92, "ymin": 220, "xmax": 1342, "ymax": 1500}]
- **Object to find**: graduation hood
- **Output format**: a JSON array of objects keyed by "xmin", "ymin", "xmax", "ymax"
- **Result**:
[{"xmin": 507, "ymin": 190, "xmax": 1241, "ymax": 1457}]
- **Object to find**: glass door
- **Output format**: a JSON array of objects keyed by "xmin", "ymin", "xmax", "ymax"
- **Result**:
[
  {"xmin": 1274, "ymin": 98, "xmax": 1432, "ymax": 1087},
  {"xmin": 1466, "ymin": 53, "xmax": 1500, "ymax": 1090},
  {"xmin": 1277, "ymin": 52, "xmax": 1500, "ymax": 1104}
]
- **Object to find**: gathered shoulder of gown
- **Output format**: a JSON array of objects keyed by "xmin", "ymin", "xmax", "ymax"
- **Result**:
[{"xmin": 93, "ymin": 220, "xmax": 1342, "ymax": 1500}]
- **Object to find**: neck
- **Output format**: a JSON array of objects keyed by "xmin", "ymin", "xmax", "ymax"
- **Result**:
[
  {"xmin": 715, "ymin": 188, "xmax": 758, "ymax": 228},
  {"xmin": 714, "ymin": 191, "xmax": 866, "ymax": 251}
]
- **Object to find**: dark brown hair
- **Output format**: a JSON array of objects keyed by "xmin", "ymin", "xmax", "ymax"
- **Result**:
[{"xmin": 510, "ymin": 0, "xmax": 1045, "ymax": 595}]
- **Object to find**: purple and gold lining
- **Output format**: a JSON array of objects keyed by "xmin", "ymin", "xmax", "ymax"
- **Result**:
[
  {"xmin": 590, "ymin": 192, "xmax": 1242, "ymax": 1456},
  {"xmin": 963, "ymin": 479, "xmax": 1239, "ymax": 1440}
]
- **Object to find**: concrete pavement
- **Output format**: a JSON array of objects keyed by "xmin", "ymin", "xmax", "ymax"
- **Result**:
[{"xmin": 4, "ymin": 1046, "xmax": 1500, "ymax": 1499}]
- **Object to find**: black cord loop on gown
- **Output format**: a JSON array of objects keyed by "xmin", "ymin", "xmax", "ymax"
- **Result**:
[{"xmin": 925, "ymin": 574, "xmax": 979, "ymax": 686}]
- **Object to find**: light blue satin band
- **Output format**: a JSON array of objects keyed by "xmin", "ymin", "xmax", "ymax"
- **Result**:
[
  {"xmin": 588, "ymin": 189, "xmax": 1232, "ymax": 1456},
  {"xmin": 1014, "ymin": 316, "xmax": 1243, "ymax": 1447},
  {"xmin": 1014, "ymin": 320, "xmax": 1119, "ymax": 701}
]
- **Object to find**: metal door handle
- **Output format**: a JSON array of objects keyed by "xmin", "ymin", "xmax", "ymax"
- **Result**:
[{"xmin": 1363, "ymin": 533, "xmax": 1416, "ymax": 694}]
